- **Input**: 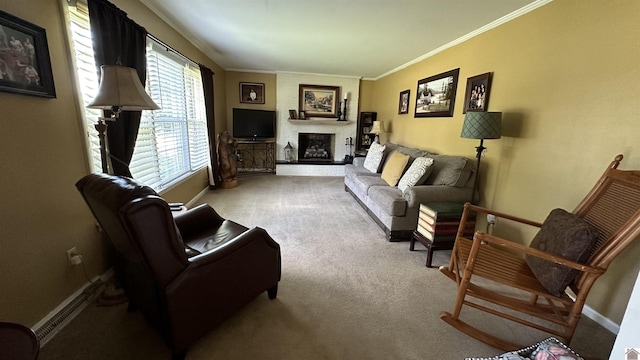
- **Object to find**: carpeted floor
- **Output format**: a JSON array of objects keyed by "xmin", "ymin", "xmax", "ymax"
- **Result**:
[{"xmin": 39, "ymin": 174, "xmax": 616, "ymax": 360}]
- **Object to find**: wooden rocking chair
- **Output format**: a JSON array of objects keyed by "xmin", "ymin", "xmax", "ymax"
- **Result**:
[{"xmin": 440, "ymin": 154, "xmax": 640, "ymax": 351}]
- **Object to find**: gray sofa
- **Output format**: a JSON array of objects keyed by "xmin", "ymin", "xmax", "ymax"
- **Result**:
[{"xmin": 344, "ymin": 143, "xmax": 476, "ymax": 241}]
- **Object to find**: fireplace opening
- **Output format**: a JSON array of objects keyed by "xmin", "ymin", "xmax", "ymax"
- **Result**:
[{"xmin": 298, "ymin": 133, "xmax": 334, "ymax": 162}]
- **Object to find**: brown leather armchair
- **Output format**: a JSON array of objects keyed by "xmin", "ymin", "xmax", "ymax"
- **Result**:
[{"xmin": 75, "ymin": 173, "xmax": 281, "ymax": 360}]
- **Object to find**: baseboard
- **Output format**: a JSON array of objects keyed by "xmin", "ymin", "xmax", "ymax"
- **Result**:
[
  {"xmin": 581, "ymin": 303, "xmax": 620, "ymax": 335},
  {"xmin": 33, "ymin": 268, "xmax": 114, "ymax": 347},
  {"xmin": 186, "ymin": 186, "xmax": 210, "ymax": 208}
]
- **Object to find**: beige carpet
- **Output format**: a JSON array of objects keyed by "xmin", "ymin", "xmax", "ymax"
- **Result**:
[{"xmin": 39, "ymin": 174, "xmax": 615, "ymax": 360}]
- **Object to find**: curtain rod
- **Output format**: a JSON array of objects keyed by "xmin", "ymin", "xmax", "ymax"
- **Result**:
[{"xmin": 147, "ymin": 33, "xmax": 198, "ymax": 67}]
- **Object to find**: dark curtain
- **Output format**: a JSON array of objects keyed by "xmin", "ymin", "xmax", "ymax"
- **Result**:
[
  {"xmin": 88, "ymin": 0, "xmax": 147, "ymax": 177},
  {"xmin": 200, "ymin": 65, "xmax": 222, "ymax": 188}
]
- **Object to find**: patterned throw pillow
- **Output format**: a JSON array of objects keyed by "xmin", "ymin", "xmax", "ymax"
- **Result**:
[
  {"xmin": 525, "ymin": 208, "xmax": 599, "ymax": 297},
  {"xmin": 363, "ymin": 142, "xmax": 386, "ymax": 173},
  {"xmin": 465, "ymin": 337, "xmax": 583, "ymax": 360},
  {"xmin": 381, "ymin": 151, "xmax": 410, "ymax": 186},
  {"xmin": 398, "ymin": 157, "xmax": 434, "ymax": 192}
]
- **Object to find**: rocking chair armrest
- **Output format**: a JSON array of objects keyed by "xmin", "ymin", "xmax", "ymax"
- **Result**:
[
  {"xmin": 471, "ymin": 231, "xmax": 605, "ymax": 275},
  {"xmin": 462, "ymin": 203, "xmax": 543, "ymax": 228}
]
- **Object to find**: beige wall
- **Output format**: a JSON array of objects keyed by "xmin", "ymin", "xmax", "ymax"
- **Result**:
[
  {"xmin": 225, "ymin": 71, "xmax": 277, "ymax": 135},
  {"xmin": 0, "ymin": 0, "xmax": 226, "ymax": 326},
  {"xmin": 370, "ymin": 0, "xmax": 640, "ymax": 325}
]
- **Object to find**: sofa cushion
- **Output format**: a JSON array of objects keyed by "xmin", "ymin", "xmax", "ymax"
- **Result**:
[
  {"xmin": 425, "ymin": 155, "xmax": 472, "ymax": 187},
  {"xmin": 363, "ymin": 142, "xmax": 386, "ymax": 173},
  {"xmin": 398, "ymin": 157, "xmax": 434, "ymax": 192},
  {"xmin": 368, "ymin": 186, "xmax": 407, "ymax": 217},
  {"xmin": 381, "ymin": 151, "xmax": 410, "ymax": 186},
  {"xmin": 381, "ymin": 143, "xmax": 430, "ymax": 169},
  {"xmin": 351, "ymin": 175, "xmax": 388, "ymax": 196},
  {"xmin": 525, "ymin": 208, "xmax": 600, "ymax": 297}
]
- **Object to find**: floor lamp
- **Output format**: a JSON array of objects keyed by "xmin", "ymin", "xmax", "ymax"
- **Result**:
[
  {"xmin": 460, "ymin": 111, "xmax": 502, "ymax": 204},
  {"xmin": 87, "ymin": 65, "xmax": 160, "ymax": 173}
]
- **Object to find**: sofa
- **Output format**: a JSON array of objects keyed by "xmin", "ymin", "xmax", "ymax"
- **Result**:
[{"xmin": 344, "ymin": 142, "xmax": 476, "ymax": 241}]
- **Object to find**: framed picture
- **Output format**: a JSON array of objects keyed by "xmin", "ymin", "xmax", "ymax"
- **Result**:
[
  {"xmin": 414, "ymin": 68, "xmax": 460, "ymax": 118},
  {"xmin": 463, "ymin": 72, "xmax": 492, "ymax": 113},
  {"xmin": 288, "ymin": 109, "xmax": 297, "ymax": 119},
  {"xmin": 239, "ymin": 82, "xmax": 264, "ymax": 104},
  {"xmin": 299, "ymin": 111, "xmax": 306, "ymax": 119},
  {"xmin": 299, "ymin": 84, "xmax": 339, "ymax": 118},
  {"xmin": 0, "ymin": 10, "xmax": 56, "ymax": 98},
  {"xmin": 398, "ymin": 89, "xmax": 410, "ymax": 114}
]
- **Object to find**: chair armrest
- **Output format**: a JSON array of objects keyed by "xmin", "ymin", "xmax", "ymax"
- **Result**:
[
  {"xmin": 462, "ymin": 203, "xmax": 543, "ymax": 228},
  {"xmin": 173, "ymin": 204, "xmax": 225, "ymax": 238},
  {"xmin": 187, "ymin": 227, "xmax": 279, "ymax": 266},
  {"xmin": 470, "ymin": 231, "xmax": 605, "ymax": 275}
]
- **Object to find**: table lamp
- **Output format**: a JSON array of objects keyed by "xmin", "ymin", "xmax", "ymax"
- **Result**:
[{"xmin": 370, "ymin": 120, "xmax": 384, "ymax": 143}]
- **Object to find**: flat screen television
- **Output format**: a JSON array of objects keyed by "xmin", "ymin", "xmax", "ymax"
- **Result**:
[{"xmin": 232, "ymin": 108, "xmax": 276, "ymax": 140}]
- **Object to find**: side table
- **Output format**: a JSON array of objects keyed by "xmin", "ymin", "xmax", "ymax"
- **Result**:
[{"xmin": 409, "ymin": 202, "xmax": 476, "ymax": 267}]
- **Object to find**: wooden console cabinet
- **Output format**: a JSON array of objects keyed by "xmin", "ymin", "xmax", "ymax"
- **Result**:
[{"xmin": 236, "ymin": 140, "xmax": 275, "ymax": 173}]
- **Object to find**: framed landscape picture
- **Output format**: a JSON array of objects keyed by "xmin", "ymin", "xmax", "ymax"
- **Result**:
[
  {"xmin": 239, "ymin": 82, "xmax": 265, "ymax": 104},
  {"xmin": 398, "ymin": 89, "xmax": 410, "ymax": 114},
  {"xmin": 299, "ymin": 84, "xmax": 339, "ymax": 118},
  {"xmin": 0, "ymin": 10, "xmax": 56, "ymax": 98},
  {"xmin": 414, "ymin": 68, "xmax": 459, "ymax": 118},
  {"xmin": 463, "ymin": 72, "xmax": 492, "ymax": 113}
]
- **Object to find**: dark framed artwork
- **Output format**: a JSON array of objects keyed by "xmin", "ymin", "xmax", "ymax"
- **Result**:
[
  {"xmin": 0, "ymin": 10, "xmax": 56, "ymax": 98},
  {"xmin": 414, "ymin": 68, "xmax": 459, "ymax": 118},
  {"xmin": 398, "ymin": 89, "xmax": 410, "ymax": 114},
  {"xmin": 299, "ymin": 84, "xmax": 339, "ymax": 118},
  {"xmin": 463, "ymin": 72, "xmax": 492, "ymax": 113},
  {"xmin": 239, "ymin": 82, "xmax": 265, "ymax": 104},
  {"xmin": 288, "ymin": 109, "xmax": 297, "ymax": 119}
]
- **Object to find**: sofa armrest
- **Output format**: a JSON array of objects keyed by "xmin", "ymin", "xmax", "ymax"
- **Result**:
[
  {"xmin": 353, "ymin": 156, "xmax": 366, "ymax": 167},
  {"xmin": 403, "ymin": 185, "xmax": 473, "ymax": 208}
]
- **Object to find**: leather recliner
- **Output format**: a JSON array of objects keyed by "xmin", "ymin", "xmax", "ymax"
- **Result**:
[{"xmin": 75, "ymin": 173, "xmax": 281, "ymax": 359}]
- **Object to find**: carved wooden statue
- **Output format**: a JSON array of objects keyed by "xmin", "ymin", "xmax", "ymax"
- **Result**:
[{"xmin": 217, "ymin": 131, "xmax": 238, "ymax": 188}]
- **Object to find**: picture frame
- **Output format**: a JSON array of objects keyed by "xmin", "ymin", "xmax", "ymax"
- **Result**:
[
  {"xmin": 398, "ymin": 89, "xmax": 410, "ymax": 114},
  {"xmin": 288, "ymin": 109, "xmax": 297, "ymax": 119},
  {"xmin": 463, "ymin": 72, "xmax": 492, "ymax": 113},
  {"xmin": 239, "ymin": 82, "xmax": 265, "ymax": 104},
  {"xmin": 299, "ymin": 84, "xmax": 340, "ymax": 118},
  {"xmin": 298, "ymin": 111, "xmax": 306, "ymax": 119},
  {"xmin": 0, "ymin": 10, "xmax": 56, "ymax": 98},
  {"xmin": 414, "ymin": 68, "xmax": 460, "ymax": 118}
]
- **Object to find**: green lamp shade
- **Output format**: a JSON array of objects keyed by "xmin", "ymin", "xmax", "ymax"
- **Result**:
[{"xmin": 460, "ymin": 112, "xmax": 502, "ymax": 139}]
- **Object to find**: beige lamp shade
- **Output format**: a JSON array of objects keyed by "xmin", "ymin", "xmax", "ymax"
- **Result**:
[
  {"xmin": 370, "ymin": 120, "xmax": 384, "ymax": 134},
  {"xmin": 88, "ymin": 65, "xmax": 159, "ymax": 111}
]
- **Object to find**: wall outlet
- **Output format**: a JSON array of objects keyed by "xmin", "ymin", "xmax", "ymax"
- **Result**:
[
  {"xmin": 486, "ymin": 214, "xmax": 496, "ymax": 224},
  {"xmin": 66, "ymin": 247, "xmax": 82, "ymax": 266}
]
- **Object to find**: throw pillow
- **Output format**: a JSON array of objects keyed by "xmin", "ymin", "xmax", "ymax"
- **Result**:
[
  {"xmin": 398, "ymin": 157, "xmax": 435, "ymax": 192},
  {"xmin": 381, "ymin": 151, "xmax": 410, "ymax": 186},
  {"xmin": 465, "ymin": 337, "xmax": 583, "ymax": 360},
  {"xmin": 525, "ymin": 208, "xmax": 600, "ymax": 297},
  {"xmin": 363, "ymin": 141, "xmax": 386, "ymax": 173}
]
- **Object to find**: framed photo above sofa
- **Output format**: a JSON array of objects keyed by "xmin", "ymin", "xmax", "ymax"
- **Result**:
[
  {"xmin": 398, "ymin": 89, "xmax": 410, "ymax": 114},
  {"xmin": 0, "ymin": 10, "xmax": 56, "ymax": 98},
  {"xmin": 463, "ymin": 72, "xmax": 492, "ymax": 113},
  {"xmin": 414, "ymin": 68, "xmax": 459, "ymax": 118}
]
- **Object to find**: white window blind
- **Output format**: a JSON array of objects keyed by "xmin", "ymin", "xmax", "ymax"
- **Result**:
[{"xmin": 67, "ymin": 3, "xmax": 209, "ymax": 191}]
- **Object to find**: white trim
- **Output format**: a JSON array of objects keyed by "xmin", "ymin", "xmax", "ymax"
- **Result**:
[
  {"xmin": 581, "ymin": 303, "xmax": 620, "ymax": 335},
  {"xmin": 33, "ymin": 268, "xmax": 114, "ymax": 346},
  {"xmin": 370, "ymin": 0, "xmax": 554, "ymax": 81}
]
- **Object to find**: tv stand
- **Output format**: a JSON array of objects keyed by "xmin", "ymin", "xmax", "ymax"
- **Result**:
[{"xmin": 236, "ymin": 139, "xmax": 275, "ymax": 174}]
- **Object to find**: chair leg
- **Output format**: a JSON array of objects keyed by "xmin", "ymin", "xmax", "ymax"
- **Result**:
[{"xmin": 267, "ymin": 283, "xmax": 278, "ymax": 299}]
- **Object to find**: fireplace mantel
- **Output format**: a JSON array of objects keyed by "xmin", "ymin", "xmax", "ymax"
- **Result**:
[{"xmin": 287, "ymin": 119, "xmax": 352, "ymax": 125}]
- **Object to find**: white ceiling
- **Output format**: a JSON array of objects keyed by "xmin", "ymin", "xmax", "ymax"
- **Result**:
[{"xmin": 140, "ymin": 0, "xmax": 546, "ymax": 80}]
